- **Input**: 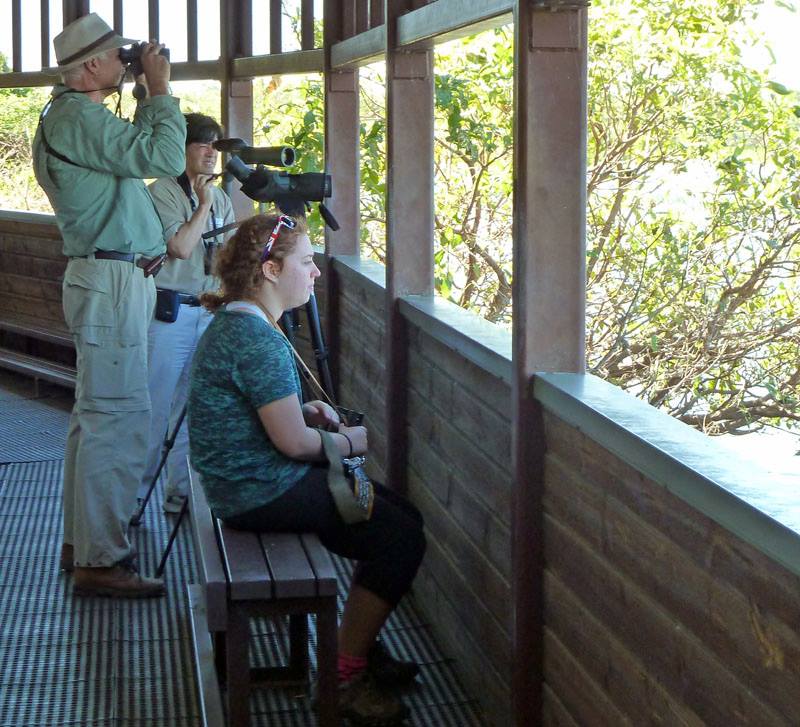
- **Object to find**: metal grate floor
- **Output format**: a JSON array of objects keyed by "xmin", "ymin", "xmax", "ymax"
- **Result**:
[{"xmin": 0, "ymin": 372, "xmax": 484, "ymax": 726}]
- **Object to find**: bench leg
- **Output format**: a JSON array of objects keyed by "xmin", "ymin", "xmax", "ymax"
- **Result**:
[
  {"xmin": 226, "ymin": 604, "xmax": 251, "ymax": 727},
  {"xmin": 315, "ymin": 597, "xmax": 339, "ymax": 727},
  {"xmin": 288, "ymin": 613, "xmax": 309, "ymax": 680},
  {"xmin": 213, "ymin": 631, "xmax": 226, "ymax": 684}
]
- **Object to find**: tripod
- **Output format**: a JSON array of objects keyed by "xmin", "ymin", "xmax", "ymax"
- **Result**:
[{"xmin": 134, "ymin": 294, "xmax": 334, "ymax": 577}]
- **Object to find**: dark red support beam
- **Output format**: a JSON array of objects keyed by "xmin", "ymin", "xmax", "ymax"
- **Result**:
[
  {"xmin": 301, "ymin": 0, "xmax": 314, "ymax": 50},
  {"xmin": 12, "ymin": 0, "xmax": 22, "ymax": 72},
  {"xmin": 384, "ymin": 0, "xmax": 434, "ymax": 493},
  {"xmin": 62, "ymin": 0, "xmax": 89, "ymax": 27},
  {"xmin": 369, "ymin": 0, "xmax": 384, "ymax": 28},
  {"xmin": 355, "ymin": 0, "xmax": 368, "ymax": 34},
  {"xmin": 323, "ymin": 0, "xmax": 360, "ymax": 390},
  {"xmin": 511, "ymin": 1, "xmax": 588, "ymax": 724},
  {"xmin": 221, "ymin": 0, "xmax": 254, "ymax": 221},
  {"xmin": 187, "ymin": 0, "xmax": 198, "ymax": 62},
  {"xmin": 270, "ymin": 0, "xmax": 281, "ymax": 53},
  {"xmin": 40, "ymin": 0, "xmax": 50, "ymax": 69},
  {"xmin": 148, "ymin": 0, "xmax": 159, "ymax": 41},
  {"xmin": 113, "ymin": 0, "xmax": 123, "ymax": 35},
  {"xmin": 341, "ymin": 0, "xmax": 356, "ymax": 39}
]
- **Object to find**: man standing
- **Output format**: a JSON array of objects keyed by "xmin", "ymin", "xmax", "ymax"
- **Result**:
[
  {"xmin": 141, "ymin": 113, "xmax": 235, "ymax": 513},
  {"xmin": 32, "ymin": 13, "xmax": 186, "ymax": 597}
]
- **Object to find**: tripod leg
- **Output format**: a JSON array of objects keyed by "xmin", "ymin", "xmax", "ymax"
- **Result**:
[
  {"xmin": 155, "ymin": 494, "xmax": 189, "ymax": 578},
  {"xmin": 130, "ymin": 404, "xmax": 188, "ymax": 526},
  {"xmin": 304, "ymin": 293, "xmax": 335, "ymax": 399}
]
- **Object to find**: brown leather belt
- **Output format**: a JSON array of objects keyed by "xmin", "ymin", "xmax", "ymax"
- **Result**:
[{"xmin": 73, "ymin": 250, "xmax": 166, "ymax": 277}]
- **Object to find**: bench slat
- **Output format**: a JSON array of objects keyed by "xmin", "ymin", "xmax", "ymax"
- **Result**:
[
  {"xmin": 218, "ymin": 522, "xmax": 275, "ymax": 601},
  {"xmin": 0, "ymin": 347, "xmax": 76, "ymax": 388},
  {"xmin": 0, "ymin": 311, "xmax": 72, "ymax": 347},
  {"xmin": 259, "ymin": 533, "xmax": 319, "ymax": 599},
  {"xmin": 188, "ymin": 465, "xmax": 228, "ymax": 631},
  {"xmin": 300, "ymin": 533, "xmax": 338, "ymax": 596}
]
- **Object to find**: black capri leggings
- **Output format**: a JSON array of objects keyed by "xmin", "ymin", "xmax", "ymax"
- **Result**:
[{"xmin": 223, "ymin": 464, "xmax": 426, "ymax": 607}]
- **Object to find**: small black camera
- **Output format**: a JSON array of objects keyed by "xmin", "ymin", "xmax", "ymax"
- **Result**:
[
  {"xmin": 338, "ymin": 407, "xmax": 365, "ymax": 427},
  {"xmin": 119, "ymin": 43, "xmax": 170, "ymax": 77}
]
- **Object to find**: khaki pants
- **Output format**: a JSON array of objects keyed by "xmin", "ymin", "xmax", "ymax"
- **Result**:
[{"xmin": 61, "ymin": 256, "xmax": 155, "ymax": 567}]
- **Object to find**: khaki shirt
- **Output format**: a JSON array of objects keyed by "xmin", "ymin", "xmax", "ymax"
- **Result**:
[
  {"xmin": 148, "ymin": 175, "xmax": 236, "ymax": 295},
  {"xmin": 32, "ymin": 85, "xmax": 186, "ymax": 258}
]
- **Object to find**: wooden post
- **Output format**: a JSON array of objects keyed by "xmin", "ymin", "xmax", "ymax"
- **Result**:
[
  {"xmin": 112, "ymin": 0, "xmax": 123, "ymax": 35},
  {"xmin": 301, "ymin": 0, "xmax": 315, "ymax": 50},
  {"xmin": 356, "ymin": 0, "xmax": 369, "ymax": 34},
  {"xmin": 12, "ymin": 0, "xmax": 21, "ymax": 72},
  {"xmin": 511, "ymin": 1, "xmax": 588, "ymax": 724},
  {"xmin": 384, "ymin": 0, "xmax": 434, "ymax": 492},
  {"xmin": 62, "ymin": 0, "xmax": 89, "ymax": 28},
  {"xmin": 220, "ymin": 0, "xmax": 254, "ymax": 222},
  {"xmin": 40, "ymin": 0, "xmax": 50, "ymax": 69},
  {"xmin": 148, "ymin": 0, "xmax": 159, "ymax": 41},
  {"xmin": 369, "ymin": 0, "xmax": 384, "ymax": 28},
  {"xmin": 323, "ymin": 0, "xmax": 360, "ymax": 392},
  {"xmin": 187, "ymin": 0, "xmax": 198, "ymax": 62},
  {"xmin": 270, "ymin": 0, "xmax": 282, "ymax": 54}
]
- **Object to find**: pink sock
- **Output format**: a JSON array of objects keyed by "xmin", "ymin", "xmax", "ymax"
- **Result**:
[{"xmin": 337, "ymin": 652, "xmax": 368, "ymax": 684}]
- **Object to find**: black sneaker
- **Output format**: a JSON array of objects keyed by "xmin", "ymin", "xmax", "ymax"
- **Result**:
[
  {"xmin": 367, "ymin": 641, "xmax": 420, "ymax": 687},
  {"xmin": 339, "ymin": 672, "xmax": 409, "ymax": 725}
]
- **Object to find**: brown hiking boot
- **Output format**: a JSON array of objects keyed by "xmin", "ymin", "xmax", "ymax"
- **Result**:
[
  {"xmin": 59, "ymin": 544, "xmax": 74, "ymax": 573},
  {"xmin": 73, "ymin": 565, "xmax": 165, "ymax": 598},
  {"xmin": 338, "ymin": 672, "xmax": 409, "ymax": 725}
]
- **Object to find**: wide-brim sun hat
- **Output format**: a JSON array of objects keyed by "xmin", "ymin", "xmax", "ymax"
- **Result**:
[{"xmin": 44, "ymin": 12, "xmax": 138, "ymax": 75}]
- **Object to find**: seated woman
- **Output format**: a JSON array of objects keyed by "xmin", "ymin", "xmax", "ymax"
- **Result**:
[{"xmin": 187, "ymin": 213, "xmax": 426, "ymax": 725}]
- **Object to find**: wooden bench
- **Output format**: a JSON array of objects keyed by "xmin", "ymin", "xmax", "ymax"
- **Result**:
[
  {"xmin": 0, "ymin": 312, "xmax": 76, "ymax": 389},
  {"xmin": 187, "ymin": 465, "xmax": 339, "ymax": 726}
]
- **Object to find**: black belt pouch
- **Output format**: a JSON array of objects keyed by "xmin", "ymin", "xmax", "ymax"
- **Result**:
[{"xmin": 154, "ymin": 289, "xmax": 180, "ymax": 323}]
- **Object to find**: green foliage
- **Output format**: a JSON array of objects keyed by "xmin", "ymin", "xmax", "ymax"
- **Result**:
[
  {"xmin": 252, "ymin": 74, "xmax": 327, "ymax": 238},
  {"xmin": 0, "ymin": 53, "xmax": 51, "ymax": 212},
  {"xmin": 585, "ymin": 0, "xmax": 800, "ymax": 433}
]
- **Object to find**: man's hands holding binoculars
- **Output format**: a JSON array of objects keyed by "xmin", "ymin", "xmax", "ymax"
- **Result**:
[{"xmin": 126, "ymin": 41, "xmax": 170, "ymax": 98}]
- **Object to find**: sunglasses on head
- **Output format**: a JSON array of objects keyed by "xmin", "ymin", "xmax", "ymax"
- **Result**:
[{"xmin": 261, "ymin": 214, "xmax": 297, "ymax": 262}]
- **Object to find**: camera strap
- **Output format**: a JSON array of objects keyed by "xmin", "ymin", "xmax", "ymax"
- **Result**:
[
  {"xmin": 246, "ymin": 297, "xmax": 346, "ymax": 419},
  {"xmin": 38, "ymin": 85, "xmax": 125, "ymax": 179},
  {"xmin": 38, "ymin": 93, "xmax": 82, "ymax": 169}
]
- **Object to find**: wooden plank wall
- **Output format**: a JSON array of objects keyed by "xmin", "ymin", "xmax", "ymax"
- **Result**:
[
  {"xmin": 406, "ymin": 324, "xmax": 513, "ymax": 725},
  {"xmin": 0, "ymin": 214, "xmax": 73, "ymax": 367},
  {"xmin": 0, "ymin": 213, "xmax": 67, "ymax": 333},
  {"xmin": 0, "ymin": 216, "xmax": 66, "ymax": 329},
  {"xmin": 332, "ymin": 263, "xmax": 388, "ymax": 482},
  {"xmin": 541, "ymin": 413, "xmax": 800, "ymax": 726},
  {"xmin": 329, "ymin": 259, "xmax": 513, "ymax": 723}
]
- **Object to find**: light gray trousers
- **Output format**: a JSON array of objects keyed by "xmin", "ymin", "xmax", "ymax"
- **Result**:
[
  {"xmin": 62, "ymin": 256, "xmax": 155, "ymax": 567},
  {"xmin": 140, "ymin": 304, "xmax": 212, "ymax": 500}
]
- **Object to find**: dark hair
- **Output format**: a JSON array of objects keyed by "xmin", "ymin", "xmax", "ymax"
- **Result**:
[
  {"xmin": 185, "ymin": 113, "xmax": 223, "ymax": 146},
  {"xmin": 201, "ymin": 213, "xmax": 309, "ymax": 313}
]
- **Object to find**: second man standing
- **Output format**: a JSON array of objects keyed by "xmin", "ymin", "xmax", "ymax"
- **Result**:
[{"xmin": 142, "ymin": 113, "xmax": 236, "ymax": 513}]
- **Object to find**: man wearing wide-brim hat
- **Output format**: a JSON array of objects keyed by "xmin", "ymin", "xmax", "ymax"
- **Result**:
[{"xmin": 32, "ymin": 12, "xmax": 186, "ymax": 598}]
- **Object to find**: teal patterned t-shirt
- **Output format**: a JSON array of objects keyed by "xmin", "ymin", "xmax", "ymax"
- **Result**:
[{"xmin": 187, "ymin": 309, "xmax": 310, "ymax": 518}]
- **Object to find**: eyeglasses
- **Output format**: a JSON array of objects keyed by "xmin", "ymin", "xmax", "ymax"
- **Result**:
[{"xmin": 261, "ymin": 214, "xmax": 297, "ymax": 262}]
